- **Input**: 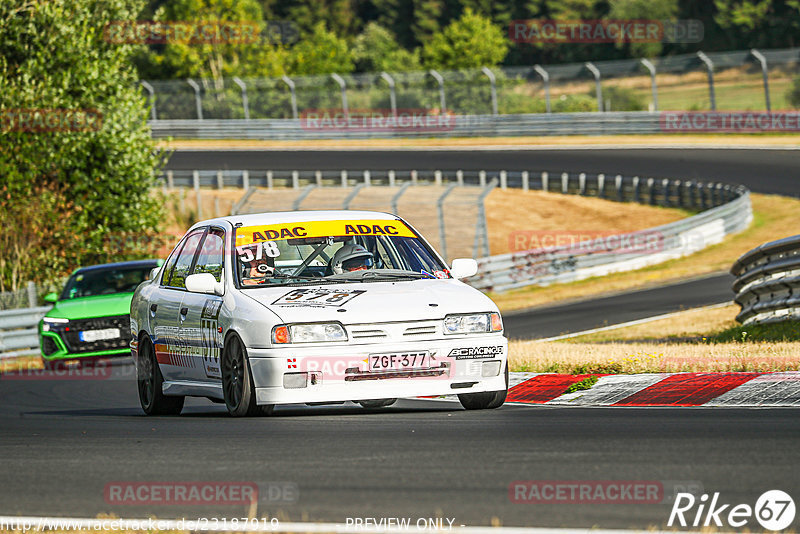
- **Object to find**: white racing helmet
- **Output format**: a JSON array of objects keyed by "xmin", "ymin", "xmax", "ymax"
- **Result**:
[{"xmin": 332, "ymin": 243, "xmax": 374, "ymax": 274}]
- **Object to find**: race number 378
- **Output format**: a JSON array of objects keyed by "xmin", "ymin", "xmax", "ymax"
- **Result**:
[{"xmin": 272, "ymin": 288, "xmax": 366, "ymax": 307}]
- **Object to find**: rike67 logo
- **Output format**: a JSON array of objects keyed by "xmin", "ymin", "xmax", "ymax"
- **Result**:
[{"xmin": 669, "ymin": 490, "xmax": 795, "ymax": 531}]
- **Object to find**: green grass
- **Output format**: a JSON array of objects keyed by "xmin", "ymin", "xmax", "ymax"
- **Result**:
[
  {"xmin": 708, "ymin": 320, "xmax": 800, "ymax": 343},
  {"xmin": 564, "ymin": 375, "xmax": 599, "ymax": 393}
]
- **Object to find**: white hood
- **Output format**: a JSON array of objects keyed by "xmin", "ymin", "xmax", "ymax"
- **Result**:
[{"xmin": 242, "ymin": 279, "xmax": 498, "ymax": 324}]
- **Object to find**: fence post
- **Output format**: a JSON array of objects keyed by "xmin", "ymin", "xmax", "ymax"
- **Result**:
[
  {"xmin": 331, "ymin": 73, "xmax": 349, "ymax": 119},
  {"xmin": 479, "ymin": 170, "xmax": 487, "ymax": 187},
  {"xmin": 166, "ymin": 170, "xmax": 174, "ymax": 190},
  {"xmin": 632, "ymin": 176, "xmax": 640, "ymax": 203},
  {"xmin": 315, "ymin": 170, "xmax": 322, "ymax": 187},
  {"xmin": 437, "ymin": 183, "xmax": 459, "ymax": 262},
  {"xmin": 341, "ymin": 170, "xmax": 348, "ymax": 188},
  {"xmin": 380, "ymin": 72, "xmax": 397, "ymax": 117},
  {"xmin": 216, "ymin": 171, "xmax": 224, "ymax": 190},
  {"xmin": 662, "ymin": 178, "xmax": 670, "ymax": 206},
  {"xmin": 640, "ymin": 59, "xmax": 658, "ymax": 112},
  {"xmin": 411, "ymin": 169, "xmax": 418, "ymax": 185},
  {"xmin": 615, "ymin": 174, "xmax": 623, "ymax": 201},
  {"xmin": 597, "ymin": 173, "xmax": 605, "ymax": 198},
  {"xmin": 364, "ymin": 170, "xmax": 371, "ymax": 187},
  {"xmin": 533, "ymin": 65, "xmax": 551, "ymax": 113},
  {"xmin": 291, "ymin": 170, "xmax": 299, "ymax": 189},
  {"xmin": 578, "ymin": 173, "xmax": 586, "ymax": 195},
  {"xmin": 196, "ymin": 189, "xmax": 203, "ymax": 219},
  {"xmin": 388, "ymin": 169, "xmax": 396, "ymax": 187},
  {"xmin": 242, "ymin": 170, "xmax": 249, "ymax": 190},
  {"xmin": 214, "ymin": 196, "xmax": 220, "ymax": 217},
  {"xmin": 481, "ymin": 67, "xmax": 498, "ymax": 116},
  {"xmin": 391, "ymin": 181, "xmax": 412, "ymax": 214},
  {"xmin": 696, "ymin": 52, "xmax": 716, "ymax": 111},
  {"xmin": 186, "ymin": 79, "xmax": 203, "ymax": 120},
  {"xmin": 429, "ymin": 70, "xmax": 447, "ymax": 113},
  {"xmin": 456, "ymin": 169, "xmax": 464, "ymax": 186},
  {"xmin": 522, "ymin": 171, "xmax": 529, "ymax": 192},
  {"xmin": 281, "ymin": 75, "xmax": 298, "ymax": 119},
  {"xmin": 232, "ymin": 77, "xmax": 250, "ymax": 120},
  {"xmin": 27, "ymin": 281, "xmax": 37, "ymax": 308},
  {"xmin": 584, "ymin": 62, "xmax": 603, "ymax": 112},
  {"xmin": 140, "ymin": 81, "xmax": 157, "ymax": 120},
  {"xmin": 647, "ymin": 178, "xmax": 656, "ymax": 205},
  {"xmin": 750, "ymin": 49, "xmax": 771, "ymax": 112},
  {"xmin": 192, "ymin": 170, "xmax": 200, "ymax": 191},
  {"xmin": 542, "ymin": 171, "xmax": 549, "ymax": 192},
  {"xmin": 500, "ymin": 170, "xmax": 507, "ymax": 190},
  {"xmin": 267, "ymin": 170, "xmax": 274, "ymax": 189},
  {"xmin": 292, "ymin": 185, "xmax": 317, "ymax": 210},
  {"xmin": 473, "ymin": 179, "xmax": 498, "ymax": 258},
  {"xmin": 435, "ymin": 170, "xmax": 443, "ymax": 186},
  {"xmin": 561, "ymin": 172, "xmax": 569, "ymax": 194},
  {"xmin": 343, "ymin": 184, "xmax": 365, "ymax": 209}
]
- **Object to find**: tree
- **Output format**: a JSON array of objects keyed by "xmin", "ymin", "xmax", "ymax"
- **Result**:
[
  {"xmin": 714, "ymin": 0, "xmax": 800, "ymax": 48},
  {"xmin": 608, "ymin": 0, "xmax": 679, "ymax": 57},
  {"xmin": 0, "ymin": 0, "xmax": 165, "ymax": 291},
  {"xmin": 352, "ymin": 23, "xmax": 422, "ymax": 72},
  {"xmin": 421, "ymin": 8, "xmax": 510, "ymax": 69},
  {"xmin": 288, "ymin": 22, "xmax": 355, "ymax": 75}
]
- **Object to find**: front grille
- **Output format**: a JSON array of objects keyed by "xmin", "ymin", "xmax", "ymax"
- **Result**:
[
  {"xmin": 346, "ymin": 320, "xmax": 440, "ymax": 342},
  {"xmin": 404, "ymin": 325, "xmax": 437, "ymax": 336},
  {"xmin": 62, "ymin": 315, "xmax": 131, "ymax": 354},
  {"xmin": 350, "ymin": 328, "xmax": 388, "ymax": 340}
]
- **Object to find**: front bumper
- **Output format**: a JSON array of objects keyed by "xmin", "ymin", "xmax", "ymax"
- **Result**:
[
  {"xmin": 39, "ymin": 331, "xmax": 132, "ymax": 362},
  {"xmin": 248, "ymin": 335, "xmax": 508, "ymax": 405}
]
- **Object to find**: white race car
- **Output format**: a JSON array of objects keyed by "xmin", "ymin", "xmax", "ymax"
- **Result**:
[{"xmin": 130, "ymin": 210, "xmax": 508, "ymax": 416}]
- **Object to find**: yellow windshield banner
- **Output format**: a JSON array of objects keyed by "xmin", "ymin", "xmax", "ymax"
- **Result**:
[{"xmin": 235, "ymin": 219, "xmax": 416, "ymax": 245}]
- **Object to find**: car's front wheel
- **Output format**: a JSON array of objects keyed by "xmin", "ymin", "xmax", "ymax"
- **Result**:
[
  {"xmin": 458, "ymin": 364, "xmax": 508, "ymax": 410},
  {"xmin": 221, "ymin": 333, "xmax": 273, "ymax": 417},
  {"xmin": 137, "ymin": 336, "xmax": 184, "ymax": 416}
]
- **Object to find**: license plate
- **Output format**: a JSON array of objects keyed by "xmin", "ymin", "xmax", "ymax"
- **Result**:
[
  {"xmin": 79, "ymin": 328, "xmax": 120, "ymax": 342},
  {"xmin": 369, "ymin": 351, "xmax": 429, "ymax": 371}
]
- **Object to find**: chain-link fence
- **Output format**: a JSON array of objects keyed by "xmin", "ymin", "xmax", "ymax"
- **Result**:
[{"xmin": 142, "ymin": 47, "xmax": 800, "ymax": 120}]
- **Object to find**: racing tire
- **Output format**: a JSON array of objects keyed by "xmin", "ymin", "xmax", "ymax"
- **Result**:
[
  {"xmin": 137, "ymin": 336, "xmax": 185, "ymax": 416},
  {"xmin": 358, "ymin": 398, "xmax": 397, "ymax": 409},
  {"xmin": 222, "ymin": 333, "xmax": 274, "ymax": 417},
  {"xmin": 458, "ymin": 364, "xmax": 508, "ymax": 410}
]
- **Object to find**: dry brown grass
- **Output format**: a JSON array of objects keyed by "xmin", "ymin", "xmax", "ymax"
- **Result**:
[
  {"xmin": 490, "ymin": 193, "xmax": 800, "ymax": 312},
  {"xmin": 0, "ymin": 355, "xmax": 43, "ymax": 373},
  {"xmin": 509, "ymin": 339, "xmax": 800, "ymax": 374}
]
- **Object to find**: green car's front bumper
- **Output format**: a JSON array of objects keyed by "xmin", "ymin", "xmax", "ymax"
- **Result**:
[{"xmin": 39, "ymin": 330, "xmax": 132, "ymax": 363}]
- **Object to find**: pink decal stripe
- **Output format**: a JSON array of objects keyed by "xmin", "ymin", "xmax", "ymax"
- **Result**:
[{"xmin": 613, "ymin": 373, "xmax": 764, "ymax": 406}]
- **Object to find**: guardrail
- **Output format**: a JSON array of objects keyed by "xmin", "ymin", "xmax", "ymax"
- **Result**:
[
  {"xmin": 731, "ymin": 235, "xmax": 800, "ymax": 325},
  {"xmin": 0, "ymin": 306, "xmax": 49, "ymax": 359}
]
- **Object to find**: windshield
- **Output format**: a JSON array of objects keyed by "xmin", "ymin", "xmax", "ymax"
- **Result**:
[
  {"xmin": 59, "ymin": 266, "xmax": 153, "ymax": 300},
  {"xmin": 233, "ymin": 219, "xmax": 450, "ymax": 287}
]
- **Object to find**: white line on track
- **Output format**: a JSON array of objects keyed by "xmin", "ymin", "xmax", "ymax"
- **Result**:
[
  {"xmin": 0, "ymin": 516, "xmax": 725, "ymax": 534},
  {"xmin": 171, "ymin": 144, "xmax": 800, "ymax": 152},
  {"xmin": 534, "ymin": 302, "xmax": 732, "ymax": 342}
]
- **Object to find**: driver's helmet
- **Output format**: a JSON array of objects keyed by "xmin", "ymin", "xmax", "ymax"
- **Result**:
[{"xmin": 332, "ymin": 243, "xmax": 374, "ymax": 274}]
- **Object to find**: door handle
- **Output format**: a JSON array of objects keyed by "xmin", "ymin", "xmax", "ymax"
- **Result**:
[
  {"xmin": 150, "ymin": 303, "xmax": 157, "ymax": 312},
  {"xmin": 180, "ymin": 307, "xmax": 188, "ymax": 315}
]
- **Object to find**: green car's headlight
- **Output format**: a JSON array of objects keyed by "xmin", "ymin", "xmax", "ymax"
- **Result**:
[
  {"xmin": 272, "ymin": 323, "xmax": 348, "ymax": 344},
  {"xmin": 443, "ymin": 313, "xmax": 503, "ymax": 335},
  {"xmin": 41, "ymin": 317, "xmax": 69, "ymax": 332}
]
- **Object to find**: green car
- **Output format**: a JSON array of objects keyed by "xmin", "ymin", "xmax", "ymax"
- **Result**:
[{"xmin": 39, "ymin": 260, "xmax": 162, "ymax": 368}]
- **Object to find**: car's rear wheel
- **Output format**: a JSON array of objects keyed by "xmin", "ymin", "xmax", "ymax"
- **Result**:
[
  {"xmin": 137, "ymin": 336, "xmax": 184, "ymax": 416},
  {"xmin": 358, "ymin": 398, "xmax": 397, "ymax": 409},
  {"xmin": 221, "ymin": 333, "xmax": 273, "ymax": 417},
  {"xmin": 458, "ymin": 364, "xmax": 508, "ymax": 410}
]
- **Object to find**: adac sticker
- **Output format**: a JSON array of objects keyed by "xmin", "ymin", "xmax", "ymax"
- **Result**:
[{"xmin": 236, "ymin": 219, "xmax": 415, "ymax": 246}]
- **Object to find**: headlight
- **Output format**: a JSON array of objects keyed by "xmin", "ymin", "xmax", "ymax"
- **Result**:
[
  {"xmin": 443, "ymin": 313, "xmax": 503, "ymax": 334},
  {"xmin": 271, "ymin": 323, "xmax": 348, "ymax": 344},
  {"xmin": 42, "ymin": 317, "xmax": 69, "ymax": 332}
]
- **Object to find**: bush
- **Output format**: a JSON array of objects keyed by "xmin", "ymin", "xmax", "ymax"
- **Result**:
[
  {"xmin": 600, "ymin": 85, "xmax": 647, "ymax": 111},
  {"xmin": 787, "ymin": 76, "xmax": 800, "ymax": 109}
]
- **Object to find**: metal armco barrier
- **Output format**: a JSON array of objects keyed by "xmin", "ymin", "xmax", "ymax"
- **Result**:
[
  {"xmin": 731, "ymin": 235, "xmax": 800, "ymax": 325},
  {"xmin": 0, "ymin": 306, "xmax": 49, "ymax": 359}
]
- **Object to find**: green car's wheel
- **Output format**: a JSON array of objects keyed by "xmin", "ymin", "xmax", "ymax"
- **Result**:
[
  {"xmin": 221, "ymin": 333, "xmax": 273, "ymax": 417},
  {"xmin": 137, "ymin": 336, "xmax": 184, "ymax": 416}
]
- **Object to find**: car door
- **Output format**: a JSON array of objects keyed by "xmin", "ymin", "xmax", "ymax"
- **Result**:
[
  {"xmin": 179, "ymin": 227, "xmax": 226, "ymax": 383},
  {"xmin": 152, "ymin": 229, "xmax": 206, "ymax": 382}
]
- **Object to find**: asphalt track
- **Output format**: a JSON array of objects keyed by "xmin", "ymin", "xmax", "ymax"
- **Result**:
[{"xmin": 1, "ymin": 367, "xmax": 799, "ymax": 529}]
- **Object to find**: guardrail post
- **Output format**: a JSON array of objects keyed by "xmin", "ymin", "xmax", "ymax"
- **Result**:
[
  {"xmin": 391, "ymin": 181, "xmax": 411, "ymax": 214},
  {"xmin": 341, "ymin": 170, "xmax": 348, "ymax": 188},
  {"xmin": 533, "ymin": 65, "xmax": 551, "ymax": 113},
  {"xmin": 435, "ymin": 170, "xmax": 443, "ymax": 186},
  {"xmin": 192, "ymin": 170, "xmax": 200, "ymax": 191},
  {"xmin": 292, "ymin": 184, "xmax": 316, "ymax": 210},
  {"xmin": 315, "ymin": 170, "xmax": 323, "ymax": 187},
  {"xmin": 437, "ymin": 183, "xmax": 459, "ymax": 261},
  {"xmin": 640, "ymin": 59, "xmax": 658, "ymax": 112},
  {"xmin": 750, "ymin": 49, "xmax": 771, "ymax": 112},
  {"xmin": 522, "ymin": 171, "xmax": 529, "ymax": 191},
  {"xmin": 632, "ymin": 176, "xmax": 640, "ymax": 202},
  {"xmin": 456, "ymin": 170, "xmax": 464, "ymax": 186},
  {"xmin": 661, "ymin": 178, "xmax": 669, "ymax": 206},
  {"xmin": 561, "ymin": 172, "xmax": 569, "ymax": 194},
  {"xmin": 166, "ymin": 170, "xmax": 174, "ymax": 190},
  {"xmin": 186, "ymin": 79, "xmax": 203, "ymax": 120},
  {"xmin": 500, "ymin": 170, "xmax": 507, "ymax": 190},
  {"xmin": 473, "ymin": 179, "xmax": 497, "ymax": 258},
  {"xmin": 479, "ymin": 170, "xmax": 487, "ymax": 187},
  {"xmin": 232, "ymin": 77, "xmax": 250, "ymax": 120},
  {"xmin": 291, "ymin": 170, "xmax": 299, "ymax": 189},
  {"xmin": 481, "ymin": 67, "xmax": 498, "ymax": 116},
  {"xmin": 388, "ymin": 169, "xmax": 396, "ymax": 187},
  {"xmin": 578, "ymin": 173, "xmax": 586, "ymax": 195},
  {"xmin": 140, "ymin": 81, "xmax": 157, "ymax": 120},
  {"xmin": 597, "ymin": 174, "xmax": 605, "ymax": 198},
  {"xmin": 27, "ymin": 282, "xmax": 37, "ymax": 308},
  {"xmin": 615, "ymin": 174, "xmax": 623, "ymax": 201},
  {"xmin": 343, "ymin": 184, "xmax": 365, "ymax": 209},
  {"xmin": 281, "ymin": 76, "xmax": 298, "ymax": 119},
  {"xmin": 267, "ymin": 170, "xmax": 274, "ymax": 189},
  {"xmin": 584, "ymin": 62, "xmax": 603, "ymax": 112},
  {"xmin": 380, "ymin": 72, "xmax": 397, "ymax": 117},
  {"xmin": 647, "ymin": 178, "xmax": 656, "ymax": 205},
  {"xmin": 216, "ymin": 171, "xmax": 224, "ymax": 190},
  {"xmin": 429, "ymin": 70, "xmax": 447, "ymax": 113},
  {"xmin": 542, "ymin": 171, "xmax": 549, "ymax": 192},
  {"xmin": 364, "ymin": 170, "xmax": 371, "ymax": 187},
  {"xmin": 696, "ymin": 52, "xmax": 716, "ymax": 111},
  {"xmin": 411, "ymin": 170, "xmax": 418, "ymax": 185},
  {"xmin": 331, "ymin": 73, "xmax": 349, "ymax": 119},
  {"xmin": 242, "ymin": 170, "xmax": 249, "ymax": 190}
]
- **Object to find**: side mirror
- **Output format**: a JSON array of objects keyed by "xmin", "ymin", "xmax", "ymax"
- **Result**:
[
  {"xmin": 43, "ymin": 292, "xmax": 58, "ymax": 303},
  {"xmin": 149, "ymin": 267, "xmax": 160, "ymax": 281},
  {"xmin": 185, "ymin": 273, "xmax": 224, "ymax": 296},
  {"xmin": 450, "ymin": 258, "xmax": 478, "ymax": 280}
]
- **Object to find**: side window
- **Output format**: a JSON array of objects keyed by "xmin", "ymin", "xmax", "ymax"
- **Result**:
[
  {"xmin": 167, "ymin": 230, "xmax": 205, "ymax": 289},
  {"xmin": 193, "ymin": 228, "xmax": 225, "ymax": 282},
  {"xmin": 160, "ymin": 243, "xmax": 183, "ymax": 286}
]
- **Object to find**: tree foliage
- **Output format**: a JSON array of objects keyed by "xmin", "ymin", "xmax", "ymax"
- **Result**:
[{"xmin": 421, "ymin": 8, "xmax": 510, "ymax": 69}]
